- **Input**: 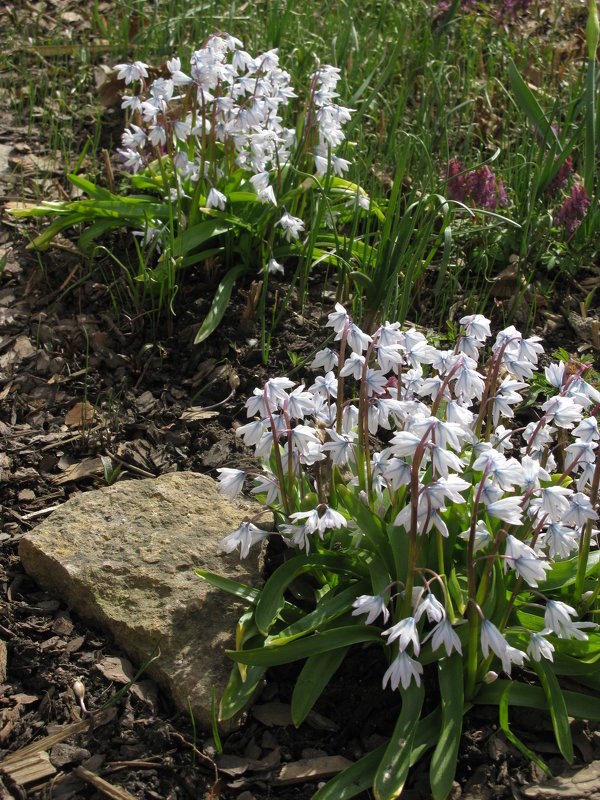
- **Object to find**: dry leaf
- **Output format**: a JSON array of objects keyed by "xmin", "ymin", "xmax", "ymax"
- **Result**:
[
  {"xmin": 94, "ymin": 656, "xmax": 135, "ymax": 684},
  {"xmin": 180, "ymin": 407, "xmax": 219, "ymax": 422},
  {"xmin": 51, "ymin": 457, "xmax": 103, "ymax": 485},
  {"xmin": 64, "ymin": 401, "xmax": 95, "ymax": 427},
  {"xmin": 274, "ymin": 755, "xmax": 353, "ymax": 785}
]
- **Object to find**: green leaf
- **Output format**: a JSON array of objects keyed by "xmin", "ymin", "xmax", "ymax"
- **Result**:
[
  {"xmin": 498, "ymin": 684, "xmax": 552, "ymax": 777},
  {"xmin": 255, "ymin": 552, "xmax": 367, "ymax": 636},
  {"xmin": 195, "ymin": 569, "xmax": 259, "ymax": 604},
  {"xmin": 265, "ymin": 583, "xmax": 368, "ymax": 646},
  {"xmin": 475, "ymin": 679, "xmax": 600, "ymax": 720},
  {"xmin": 336, "ymin": 486, "xmax": 394, "ymax": 570},
  {"xmin": 430, "ymin": 654, "xmax": 464, "ymax": 800},
  {"xmin": 219, "ymin": 662, "xmax": 266, "ymax": 721},
  {"xmin": 374, "ymin": 682, "xmax": 425, "ymax": 800},
  {"xmin": 67, "ymin": 173, "xmax": 113, "ymax": 200},
  {"xmin": 194, "ymin": 264, "xmax": 249, "ymax": 344},
  {"xmin": 172, "ymin": 220, "xmax": 231, "ymax": 258},
  {"xmin": 508, "ymin": 60, "xmax": 561, "ymax": 150},
  {"xmin": 291, "ymin": 647, "xmax": 348, "ymax": 727},
  {"xmin": 537, "ymin": 551, "xmax": 600, "ymax": 591},
  {"xmin": 226, "ymin": 625, "xmax": 382, "ymax": 666},
  {"xmin": 532, "ymin": 660, "xmax": 574, "ymax": 763},
  {"xmin": 584, "ymin": 56, "xmax": 596, "ymax": 196}
]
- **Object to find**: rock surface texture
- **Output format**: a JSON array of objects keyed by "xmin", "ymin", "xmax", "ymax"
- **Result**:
[{"xmin": 19, "ymin": 472, "xmax": 266, "ymax": 730}]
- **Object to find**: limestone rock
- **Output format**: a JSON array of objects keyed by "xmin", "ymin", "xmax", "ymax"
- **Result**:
[{"xmin": 19, "ymin": 472, "xmax": 267, "ymax": 730}]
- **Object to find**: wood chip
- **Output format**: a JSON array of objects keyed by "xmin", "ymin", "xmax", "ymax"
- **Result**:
[
  {"xmin": 0, "ymin": 749, "xmax": 56, "ymax": 786},
  {"xmin": 72, "ymin": 766, "xmax": 138, "ymax": 800},
  {"xmin": 274, "ymin": 755, "xmax": 353, "ymax": 785}
]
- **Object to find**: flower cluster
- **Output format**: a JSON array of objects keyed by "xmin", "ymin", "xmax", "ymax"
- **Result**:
[
  {"xmin": 553, "ymin": 184, "xmax": 590, "ymax": 235},
  {"xmin": 218, "ymin": 303, "xmax": 599, "ymax": 692},
  {"xmin": 445, "ymin": 157, "xmax": 508, "ymax": 210},
  {"xmin": 114, "ymin": 34, "xmax": 354, "ymax": 242}
]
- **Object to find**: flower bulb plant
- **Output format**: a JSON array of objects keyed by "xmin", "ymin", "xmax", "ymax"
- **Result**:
[
  {"xmin": 199, "ymin": 303, "xmax": 600, "ymax": 800},
  {"xmin": 10, "ymin": 34, "xmax": 376, "ymax": 342}
]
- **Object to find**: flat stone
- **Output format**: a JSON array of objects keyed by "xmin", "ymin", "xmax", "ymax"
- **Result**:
[{"xmin": 19, "ymin": 472, "xmax": 267, "ymax": 731}]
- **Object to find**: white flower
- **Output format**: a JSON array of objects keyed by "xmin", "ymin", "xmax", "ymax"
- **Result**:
[
  {"xmin": 561, "ymin": 492, "xmax": 598, "ymax": 527},
  {"xmin": 345, "ymin": 323, "xmax": 372, "ymax": 354},
  {"xmin": 431, "ymin": 618, "xmax": 463, "ymax": 656},
  {"xmin": 309, "ymin": 371, "xmax": 338, "ymax": 398},
  {"xmin": 287, "ymin": 385, "xmax": 314, "ymax": 419},
  {"xmin": 114, "ymin": 60, "xmax": 148, "ymax": 84},
  {"xmin": 262, "ymin": 258, "xmax": 283, "ymax": 276},
  {"xmin": 206, "ymin": 187, "xmax": 227, "ymax": 210},
  {"xmin": 527, "ymin": 633, "xmax": 554, "ymax": 662},
  {"xmin": 572, "ymin": 416, "xmax": 599, "ymax": 442},
  {"xmin": 276, "ymin": 211, "xmax": 305, "ymax": 241},
  {"xmin": 219, "ymin": 521, "xmax": 268, "ymax": 559},
  {"xmin": 460, "ymin": 314, "xmax": 491, "ymax": 341},
  {"xmin": 540, "ymin": 485, "xmax": 572, "ymax": 521},
  {"xmin": 311, "ymin": 348, "xmax": 338, "ymax": 372},
  {"xmin": 290, "ymin": 424, "xmax": 322, "ymax": 456},
  {"xmin": 352, "ymin": 594, "xmax": 390, "ymax": 625},
  {"xmin": 317, "ymin": 506, "xmax": 347, "ymax": 533},
  {"xmin": 540, "ymin": 522, "xmax": 579, "ymax": 559},
  {"xmin": 339, "ymin": 352, "xmax": 365, "ymax": 379},
  {"xmin": 382, "ymin": 651, "xmax": 423, "ymax": 691},
  {"xmin": 459, "ymin": 520, "xmax": 492, "ymax": 553},
  {"xmin": 414, "ymin": 593, "xmax": 445, "ymax": 624},
  {"xmin": 325, "ymin": 303, "xmax": 348, "ymax": 334},
  {"xmin": 541, "ymin": 396, "xmax": 583, "ymax": 429},
  {"xmin": 382, "ymin": 616, "xmax": 420, "ymax": 655},
  {"xmin": 485, "ymin": 497, "xmax": 523, "ymax": 526},
  {"xmin": 480, "ymin": 620, "xmax": 527, "ymax": 676},
  {"xmin": 321, "ymin": 429, "xmax": 356, "ymax": 466},
  {"xmin": 216, "ymin": 467, "xmax": 246, "ymax": 499},
  {"xmin": 544, "ymin": 600, "xmax": 596, "ymax": 640},
  {"xmin": 290, "ymin": 508, "xmax": 320, "ymax": 534}
]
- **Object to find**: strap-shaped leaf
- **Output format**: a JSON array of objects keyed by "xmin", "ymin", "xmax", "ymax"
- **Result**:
[
  {"xmin": 374, "ymin": 682, "xmax": 425, "ymax": 800},
  {"xmin": 172, "ymin": 220, "xmax": 231, "ymax": 258},
  {"xmin": 430, "ymin": 654, "xmax": 464, "ymax": 800},
  {"xmin": 265, "ymin": 582, "xmax": 368, "ymax": 646},
  {"xmin": 227, "ymin": 625, "xmax": 382, "ymax": 666},
  {"xmin": 532, "ymin": 660, "xmax": 574, "ymax": 763},
  {"xmin": 291, "ymin": 647, "xmax": 348, "ymax": 727},
  {"xmin": 219, "ymin": 662, "xmax": 266, "ymax": 721},
  {"xmin": 475, "ymin": 679, "xmax": 600, "ymax": 720},
  {"xmin": 254, "ymin": 552, "xmax": 367, "ymax": 635},
  {"xmin": 196, "ymin": 569, "xmax": 260, "ymax": 604},
  {"xmin": 499, "ymin": 684, "xmax": 552, "ymax": 777},
  {"xmin": 194, "ymin": 264, "xmax": 249, "ymax": 344},
  {"xmin": 508, "ymin": 60, "xmax": 561, "ymax": 150}
]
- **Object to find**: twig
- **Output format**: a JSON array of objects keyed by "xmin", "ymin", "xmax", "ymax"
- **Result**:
[{"xmin": 104, "ymin": 450, "xmax": 156, "ymax": 479}]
